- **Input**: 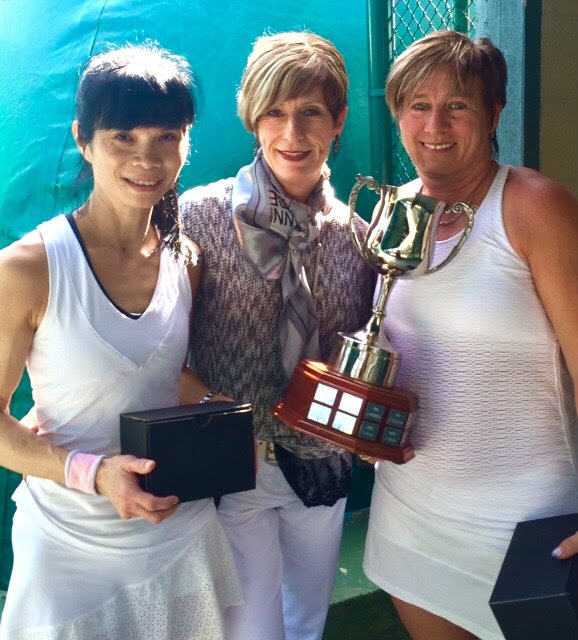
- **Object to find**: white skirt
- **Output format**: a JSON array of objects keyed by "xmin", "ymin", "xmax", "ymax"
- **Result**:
[
  {"xmin": 363, "ymin": 476, "xmax": 507, "ymax": 640},
  {"xmin": 1, "ymin": 492, "xmax": 243, "ymax": 640}
]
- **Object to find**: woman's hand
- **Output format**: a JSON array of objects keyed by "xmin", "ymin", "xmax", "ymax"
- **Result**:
[
  {"xmin": 95, "ymin": 455, "xmax": 179, "ymax": 525},
  {"xmin": 552, "ymin": 532, "xmax": 578, "ymax": 560}
]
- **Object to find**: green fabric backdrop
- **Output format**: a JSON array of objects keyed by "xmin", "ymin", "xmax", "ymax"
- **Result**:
[{"xmin": 0, "ymin": 0, "xmax": 374, "ymax": 247}]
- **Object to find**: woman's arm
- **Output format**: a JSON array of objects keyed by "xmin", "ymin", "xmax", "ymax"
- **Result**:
[
  {"xmin": 179, "ymin": 367, "xmax": 231, "ymax": 404},
  {"xmin": 504, "ymin": 168, "xmax": 578, "ymax": 558},
  {"xmin": 179, "ymin": 243, "xmax": 232, "ymax": 405},
  {"xmin": 0, "ymin": 236, "xmax": 68, "ymax": 481},
  {"xmin": 0, "ymin": 235, "xmax": 179, "ymax": 524}
]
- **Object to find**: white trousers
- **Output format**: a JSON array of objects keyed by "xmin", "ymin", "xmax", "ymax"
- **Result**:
[{"xmin": 218, "ymin": 447, "xmax": 346, "ymax": 640}]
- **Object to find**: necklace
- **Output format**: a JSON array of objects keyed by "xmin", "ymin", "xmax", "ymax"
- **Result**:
[
  {"xmin": 439, "ymin": 202, "xmax": 478, "ymax": 226},
  {"xmin": 436, "ymin": 162, "xmax": 497, "ymax": 226}
]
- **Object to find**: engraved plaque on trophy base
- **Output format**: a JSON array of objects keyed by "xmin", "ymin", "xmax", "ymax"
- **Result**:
[{"xmin": 271, "ymin": 359, "xmax": 417, "ymax": 464}]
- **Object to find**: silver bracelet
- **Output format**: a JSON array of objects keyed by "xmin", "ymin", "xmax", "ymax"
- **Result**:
[{"xmin": 199, "ymin": 390, "xmax": 219, "ymax": 404}]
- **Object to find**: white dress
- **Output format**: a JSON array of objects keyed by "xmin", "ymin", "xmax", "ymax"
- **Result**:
[
  {"xmin": 0, "ymin": 215, "xmax": 243, "ymax": 640},
  {"xmin": 364, "ymin": 165, "xmax": 578, "ymax": 640}
]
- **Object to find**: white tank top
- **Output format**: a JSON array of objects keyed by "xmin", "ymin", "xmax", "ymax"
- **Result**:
[
  {"xmin": 376, "ymin": 164, "xmax": 578, "ymax": 540},
  {"xmin": 19, "ymin": 214, "xmax": 212, "ymax": 552}
]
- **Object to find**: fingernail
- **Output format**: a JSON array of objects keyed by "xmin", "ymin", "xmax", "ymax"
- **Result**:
[{"xmin": 551, "ymin": 546, "xmax": 562, "ymax": 558}]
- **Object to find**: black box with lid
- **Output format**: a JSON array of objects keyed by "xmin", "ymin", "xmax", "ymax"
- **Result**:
[
  {"xmin": 489, "ymin": 513, "xmax": 578, "ymax": 640},
  {"xmin": 120, "ymin": 401, "xmax": 255, "ymax": 503}
]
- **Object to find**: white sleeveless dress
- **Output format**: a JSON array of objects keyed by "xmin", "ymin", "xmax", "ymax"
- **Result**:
[
  {"xmin": 0, "ymin": 215, "xmax": 242, "ymax": 640},
  {"xmin": 364, "ymin": 165, "xmax": 578, "ymax": 639}
]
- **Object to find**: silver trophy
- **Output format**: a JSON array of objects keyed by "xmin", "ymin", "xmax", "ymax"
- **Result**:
[
  {"xmin": 329, "ymin": 174, "xmax": 475, "ymax": 388},
  {"xmin": 272, "ymin": 175, "xmax": 475, "ymax": 463}
]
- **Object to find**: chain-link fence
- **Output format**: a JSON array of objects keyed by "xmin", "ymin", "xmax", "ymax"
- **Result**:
[{"xmin": 389, "ymin": 0, "xmax": 477, "ymax": 184}]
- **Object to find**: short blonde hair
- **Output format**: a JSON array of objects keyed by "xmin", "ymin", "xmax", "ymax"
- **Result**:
[
  {"xmin": 237, "ymin": 31, "xmax": 348, "ymax": 133},
  {"xmin": 386, "ymin": 30, "xmax": 507, "ymax": 122}
]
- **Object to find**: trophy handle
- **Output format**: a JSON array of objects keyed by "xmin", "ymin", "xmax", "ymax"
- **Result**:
[
  {"xmin": 348, "ymin": 174, "xmax": 390, "ymax": 259},
  {"xmin": 424, "ymin": 204, "xmax": 476, "ymax": 275}
]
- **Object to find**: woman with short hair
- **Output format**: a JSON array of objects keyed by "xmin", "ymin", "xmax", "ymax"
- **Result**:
[
  {"xmin": 180, "ymin": 31, "xmax": 374, "ymax": 640},
  {"xmin": 363, "ymin": 30, "xmax": 578, "ymax": 640}
]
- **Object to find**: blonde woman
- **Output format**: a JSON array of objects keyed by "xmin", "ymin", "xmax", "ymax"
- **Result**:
[
  {"xmin": 364, "ymin": 30, "xmax": 578, "ymax": 640},
  {"xmin": 180, "ymin": 31, "xmax": 374, "ymax": 640}
]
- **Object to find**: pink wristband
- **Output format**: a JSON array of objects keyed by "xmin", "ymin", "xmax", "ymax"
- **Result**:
[{"xmin": 64, "ymin": 450, "xmax": 106, "ymax": 495}]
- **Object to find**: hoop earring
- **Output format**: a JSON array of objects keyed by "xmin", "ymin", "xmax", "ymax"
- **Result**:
[
  {"xmin": 253, "ymin": 138, "xmax": 261, "ymax": 157},
  {"xmin": 332, "ymin": 135, "xmax": 342, "ymax": 159}
]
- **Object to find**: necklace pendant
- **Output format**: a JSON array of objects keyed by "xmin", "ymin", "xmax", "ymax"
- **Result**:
[{"xmin": 439, "ymin": 202, "xmax": 478, "ymax": 226}]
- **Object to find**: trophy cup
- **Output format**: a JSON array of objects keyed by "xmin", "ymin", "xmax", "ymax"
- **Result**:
[{"xmin": 271, "ymin": 175, "xmax": 475, "ymax": 463}]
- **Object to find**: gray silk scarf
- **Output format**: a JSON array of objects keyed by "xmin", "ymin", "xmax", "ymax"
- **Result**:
[{"xmin": 232, "ymin": 148, "xmax": 333, "ymax": 379}]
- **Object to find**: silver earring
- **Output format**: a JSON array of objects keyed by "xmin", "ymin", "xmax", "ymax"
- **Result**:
[
  {"xmin": 332, "ymin": 135, "xmax": 342, "ymax": 159},
  {"xmin": 253, "ymin": 138, "xmax": 261, "ymax": 157}
]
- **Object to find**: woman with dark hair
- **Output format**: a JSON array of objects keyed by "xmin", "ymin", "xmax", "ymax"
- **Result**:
[
  {"xmin": 180, "ymin": 31, "xmax": 374, "ymax": 640},
  {"xmin": 363, "ymin": 30, "xmax": 578, "ymax": 640},
  {"xmin": 0, "ymin": 44, "xmax": 241, "ymax": 640}
]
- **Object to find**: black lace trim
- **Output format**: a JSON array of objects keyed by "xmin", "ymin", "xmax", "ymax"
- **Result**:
[{"xmin": 274, "ymin": 444, "xmax": 352, "ymax": 508}]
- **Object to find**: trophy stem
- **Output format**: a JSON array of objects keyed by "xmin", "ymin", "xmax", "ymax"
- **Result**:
[
  {"xmin": 364, "ymin": 274, "xmax": 396, "ymax": 348},
  {"xmin": 327, "ymin": 274, "xmax": 400, "ymax": 388}
]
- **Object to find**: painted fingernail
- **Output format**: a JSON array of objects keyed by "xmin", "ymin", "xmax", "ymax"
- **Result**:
[{"xmin": 551, "ymin": 546, "xmax": 562, "ymax": 558}]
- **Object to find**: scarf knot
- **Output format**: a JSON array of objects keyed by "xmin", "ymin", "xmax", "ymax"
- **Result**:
[
  {"xmin": 288, "ymin": 217, "xmax": 319, "ymax": 252},
  {"xmin": 232, "ymin": 149, "xmax": 333, "ymax": 379}
]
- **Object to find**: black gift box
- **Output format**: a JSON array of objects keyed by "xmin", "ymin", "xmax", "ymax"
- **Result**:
[
  {"xmin": 120, "ymin": 401, "xmax": 255, "ymax": 503},
  {"xmin": 489, "ymin": 513, "xmax": 578, "ymax": 640}
]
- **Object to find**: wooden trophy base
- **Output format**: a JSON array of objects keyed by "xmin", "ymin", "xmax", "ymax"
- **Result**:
[{"xmin": 271, "ymin": 359, "xmax": 418, "ymax": 464}]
